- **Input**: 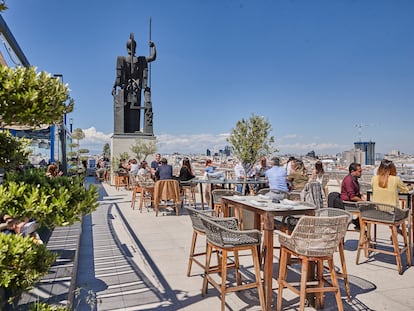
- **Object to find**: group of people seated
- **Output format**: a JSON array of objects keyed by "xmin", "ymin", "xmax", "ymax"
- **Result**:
[
  {"xmin": 329, "ymin": 159, "xmax": 413, "ymax": 229},
  {"xmin": 231, "ymin": 156, "xmax": 328, "ymax": 198},
  {"xmin": 115, "ymin": 153, "xmax": 197, "ymax": 190}
]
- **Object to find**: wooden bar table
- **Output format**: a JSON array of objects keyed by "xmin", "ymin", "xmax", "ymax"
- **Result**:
[
  {"xmin": 221, "ymin": 196, "xmax": 315, "ymax": 310},
  {"xmin": 189, "ymin": 178, "xmax": 268, "ymax": 208}
]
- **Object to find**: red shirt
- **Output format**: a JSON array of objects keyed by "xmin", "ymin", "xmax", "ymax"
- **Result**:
[{"xmin": 340, "ymin": 174, "xmax": 361, "ymax": 201}]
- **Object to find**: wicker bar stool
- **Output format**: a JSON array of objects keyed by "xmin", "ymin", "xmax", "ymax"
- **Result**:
[
  {"xmin": 277, "ymin": 214, "xmax": 349, "ymax": 311},
  {"xmin": 356, "ymin": 202, "xmax": 412, "ymax": 274},
  {"xmin": 185, "ymin": 207, "xmax": 220, "ymax": 277},
  {"xmin": 211, "ymin": 189, "xmax": 242, "ymax": 217},
  {"xmin": 315, "ymin": 208, "xmax": 352, "ymax": 302},
  {"xmin": 200, "ymin": 215, "xmax": 265, "ymax": 311}
]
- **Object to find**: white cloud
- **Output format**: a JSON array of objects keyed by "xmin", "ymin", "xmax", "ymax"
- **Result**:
[
  {"xmin": 79, "ymin": 128, "xmax": 350, "ymax": 156},
  {"xmin": 79, "ymin": 127, "xmax": 111, "ymax": 154},
  {"xmin": 156, "ymin": 132, "xmax": 230, "ymax": 154}
]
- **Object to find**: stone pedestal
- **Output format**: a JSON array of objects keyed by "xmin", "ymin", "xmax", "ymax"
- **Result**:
[{"xmin": 110, "ymin": 133, "xmax": 156, "ymax": 185}]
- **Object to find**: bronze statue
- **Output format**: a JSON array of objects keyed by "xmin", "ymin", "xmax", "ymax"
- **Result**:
[{"xmin": 112, "ymin": 33, "xmax": 156, "ymax": 134}]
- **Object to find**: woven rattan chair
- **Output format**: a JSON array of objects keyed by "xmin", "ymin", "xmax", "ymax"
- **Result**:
[
  {"xmin": 185, "ymin": 207, "xmax": 219, "ymax": 277},
  {"xmin": 211, "ymin": 189, "xmax": 242, "ymax": 217},
  {"xmin": 356, "ymin": 202, "xmax": 412, "ymax": 274},
  {"xmin": 180, "ymin": 181, "xmax": 197, "ymax": 208},
  {"xmin": 200, "ymin": 215, "xmax": 265, "ymax": 311},
  {"xmin": 315, "ymin": 208, "xmax": 352, "ymax": 301},
  {"xmin": 277, "ymin": 214, "xmax": 349, "ymax": 311},
  {"xmin": 153, "ymin": 179, "xmax": 181, "ymax": 216}
]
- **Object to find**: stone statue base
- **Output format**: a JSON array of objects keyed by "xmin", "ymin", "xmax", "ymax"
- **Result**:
[{"xmin": 110, "ymin": 133, "xmax": 156, "ymax": 185}]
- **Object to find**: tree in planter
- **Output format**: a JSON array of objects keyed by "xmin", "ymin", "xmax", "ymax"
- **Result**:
[
  {"xmin": 71, "ymin": 128, "xmax": 85, "ymax": 165},
  {"xmin": 103, "ymin": 143, "xmax": 110, "ymax": 160},
  {"xmin": 130, "ymin": 139, "xmax": 157, "ymax": 162},
  {"xmin": 227, "ymin": 114, "xmax": 276, "ymax": 181}
]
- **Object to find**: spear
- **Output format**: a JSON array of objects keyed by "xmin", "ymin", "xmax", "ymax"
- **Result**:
[{"xmin": 149, "ymin": 16, "xmax": 152, "ymax": 89}]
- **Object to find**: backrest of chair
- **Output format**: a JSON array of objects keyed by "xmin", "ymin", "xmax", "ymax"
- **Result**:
[
  {"xmin": 185, "ymin": 207, "xmax": 215, "ymax": 232},
  {"xmin": 211, "ymin": 189, "xmax": 242, "ymax": 205},
  {"xmin": 289, "ymin": 215, "xmax": 349, "ymax": 257},
  {"xmin": 154, "ymin": 179, "xmax": 181, "ymax": 203},
  {"xmin": 300, "ymin": 181, "xmax": 324, "ymax": 209},
  {"xmin": 357, "ymin": 201, "xmax": 409, "ymax": 223},
  {"xmin": 136, "ymin": 174, "xmax": 155, "ymax": 188},
  {"xmin": 199, "ymin": 215, "xmax": 240, "ymax": 246},
  {"xmin": 315, "ymin": 208, "xmax": 352, "ymax": 223}
]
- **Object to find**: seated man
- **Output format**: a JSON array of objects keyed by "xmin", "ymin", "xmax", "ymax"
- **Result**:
[
  {"xmin": 265, "ymin": 157, "xmax": 289, "ymax": 201},
  {"xmin": 340, "ymin": 162, "xmax": 365, "ymax": 229},
  {"xmin": 155, "ymin": 158, "xmax": 173, "ymax": 180}
]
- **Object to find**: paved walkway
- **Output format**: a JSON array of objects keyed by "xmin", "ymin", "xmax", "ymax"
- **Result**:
[{"xmin": 18, "ymin": 177, "xmax": 414, "ymax": 310}]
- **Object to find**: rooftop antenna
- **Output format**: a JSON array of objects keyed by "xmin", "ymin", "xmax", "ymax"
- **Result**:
[{"xmin": 355, "ymin": 123, "xmax": 373, "ymax": 142}]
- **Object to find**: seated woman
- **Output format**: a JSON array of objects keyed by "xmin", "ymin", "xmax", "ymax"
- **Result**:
[
  {"xmin": 96, "ymin": 159, "xmax": 107, "ymax": 180},
  {"xmin": 371, "ymin": 159, "xmax": 413, "ymax": 206},
  {"xmin": 46, "ymin": 163, "xmax": 63, "ymax": 178},
  {"xmin": 177, "ymin": 157, "xmax": 195, "ymax": 182},
  {"xmin": 287, "ymin": 159, "xmax": 308, "ymax": 191}
]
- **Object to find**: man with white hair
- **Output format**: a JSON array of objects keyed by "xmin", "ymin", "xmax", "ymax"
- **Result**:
[{"xmin": 265, "ymin": 157, "xmax": 289, "ymax": 201}]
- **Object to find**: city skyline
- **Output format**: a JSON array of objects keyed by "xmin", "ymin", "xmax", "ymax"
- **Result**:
[{"xmin": 1, "ymin": 1, "xmax": 413, "ymax": 155}]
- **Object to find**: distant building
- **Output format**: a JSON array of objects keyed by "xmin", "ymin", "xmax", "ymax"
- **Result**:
[
  {"xmin": 342, "ymin": 149, "xmax": 365, "ymax": 166},
  {"xmin": 354, "ymin": 141, "xmax": 375, "ymax": 165}
]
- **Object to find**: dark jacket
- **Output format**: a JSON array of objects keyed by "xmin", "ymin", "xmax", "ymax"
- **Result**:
[{"xmin": 156, "ymin": 164, "xmax": 173, "ymax": 180}]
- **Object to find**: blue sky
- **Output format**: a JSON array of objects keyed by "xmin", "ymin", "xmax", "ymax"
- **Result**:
[{"xmin": 2, "ymin": 0, "xmax": 414, "ymax": 155}]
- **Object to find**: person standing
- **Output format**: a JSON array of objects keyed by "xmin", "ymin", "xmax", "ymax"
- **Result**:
[
  {"xmin": 151, "ymin": 153, "xmax": 161, "ymax": 179},
  {"xmin": 309, "ymin": 160, "xmax": 329, "ymax": 197}
]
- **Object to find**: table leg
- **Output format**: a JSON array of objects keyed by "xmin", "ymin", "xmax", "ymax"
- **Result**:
[
  {"xmin": 199, "ymin": 183, "xmax": 204, "ymax": 209},
  {"xmin": 262, "ymin": 213, "xmax": 274, "ymax": 310},
  {"xmin": 409, "ymin": 194, "xmax": 413, "ymax": 261}
]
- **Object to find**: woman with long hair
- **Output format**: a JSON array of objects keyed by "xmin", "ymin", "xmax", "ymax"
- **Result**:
[
  {"xmin": 178, "ymin": 157, "xmax": 195, "ymax": 181},
  {"xmin": 371, "ymin": 159, "xmax": 412, "ymax": 206}
]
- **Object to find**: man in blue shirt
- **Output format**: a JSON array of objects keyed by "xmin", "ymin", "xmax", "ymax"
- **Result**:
[{"xmin": 265, "ymin": 157, "xmax": 289, "ymax": 201}]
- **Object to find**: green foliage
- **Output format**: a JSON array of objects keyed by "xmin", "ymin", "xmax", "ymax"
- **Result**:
[
  {"xmin": 0, "ymin": 131, "xmax": 32, "ymax": 169},
  {"xmin": 0, "ymin": 170, "xmax": 99, "ymax": 227},
  {"xmin": 0, "ymin": 66, "xmax": 74, "ymax": 127},
  {"xmin": 103, "ymin": 143, "xmax": 110, "ymax": 159},
  {"xmin": 29, "ymin": 302, "xmax": 68, "ymax": 311},
  {"xmin": 130, "ymin": 139, "xmax": 157, "ymax": 162},
  {"xmin": 0, "ymin": 234, "xmax": 56, "ymax": 292},
  {"xmin": 79, "ymin": 148, "xmax": 89, "ymax": 154},
  {"xmin": 0, "ymin": 1, "xmax": 7, "ymax": 12},
  {"xmin": 71, "ymin": 128, "xmax": 85, "ymax": 141},
  {"xmin": 227, "ymin": 114, "xmax": 276, "ymax": 170}
]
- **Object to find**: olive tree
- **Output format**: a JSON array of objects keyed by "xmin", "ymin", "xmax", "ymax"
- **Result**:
[
  {"xmin": 227, "ymin": 114, "xmax": 276, "ymax": 176},
  {"xmin": 130, "ymin": 139, "xmax": 157, "ymax": 162}
]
